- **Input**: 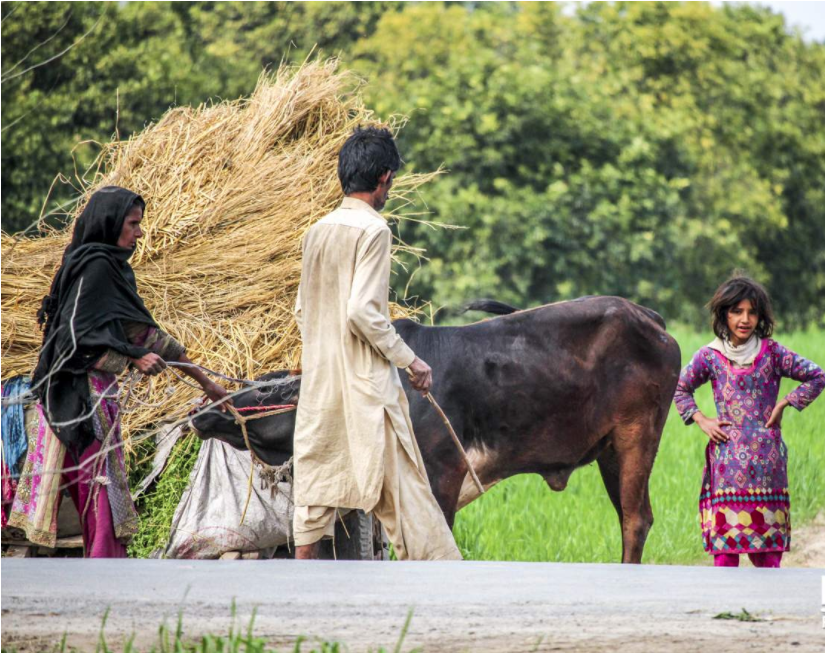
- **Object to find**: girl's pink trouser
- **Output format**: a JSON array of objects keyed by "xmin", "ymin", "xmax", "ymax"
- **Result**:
[
  {"xmin": 61, "ymin": 440, "xmax": 127, "ymax": 558},
  {"xmin": 713, "ymin": 552, "xmax": 782, "ymax": 568}
]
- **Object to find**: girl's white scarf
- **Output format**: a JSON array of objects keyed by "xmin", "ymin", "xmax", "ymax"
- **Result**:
[{"xmin": 707, "ymin": 334, "xmax": 762, "ymax": 368}]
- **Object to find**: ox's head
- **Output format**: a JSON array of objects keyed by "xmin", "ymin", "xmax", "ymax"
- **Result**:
[{"xmin": 190, "ymin": 371, "xmax": 300, "ymax": 466}]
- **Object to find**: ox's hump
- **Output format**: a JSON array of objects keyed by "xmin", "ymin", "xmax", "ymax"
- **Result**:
[
  {"xmin": 596, "ymin": 296, "xmax": 667, "ymax": 331},
  {"xmin": 464, "ymin": 295, "xmax": 667, "ymax": 330}
]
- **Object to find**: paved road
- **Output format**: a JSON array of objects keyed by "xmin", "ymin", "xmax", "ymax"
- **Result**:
[{"xmin": 2, "ymin": 560, "xmax": 824, "ymax": 652}]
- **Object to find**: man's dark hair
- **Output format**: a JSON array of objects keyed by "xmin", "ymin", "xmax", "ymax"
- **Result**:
[
  {"xmin": 337, "ymin": 126, "xmax": 401, "ymax": 195},
  {"xmin": 707, "ymin": 273, "xmax": 775, "ymax": 339}
]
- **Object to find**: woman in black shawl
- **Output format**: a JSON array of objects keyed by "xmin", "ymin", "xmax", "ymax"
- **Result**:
[{"xmin": 9, "ymin": 186, "xmax": 229, "ymax": 556}]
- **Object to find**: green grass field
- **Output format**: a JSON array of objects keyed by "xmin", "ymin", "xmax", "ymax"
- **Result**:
[{"xmin": 453, "ymin": 327, "xmax": 825, "ymax": 564}]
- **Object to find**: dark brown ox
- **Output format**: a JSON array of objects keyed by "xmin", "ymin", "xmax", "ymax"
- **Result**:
[{"xmin": 193, "ymin": 296, "xmax": 681, "ymax": 563}]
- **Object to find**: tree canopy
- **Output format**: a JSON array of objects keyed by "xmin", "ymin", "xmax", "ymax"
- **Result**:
[{"xmin": 2, "ymin": 1, "xmax": 823, "ymax": 326}]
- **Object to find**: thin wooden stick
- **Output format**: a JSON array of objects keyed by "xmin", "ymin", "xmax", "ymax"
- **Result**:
[{"xmin": 406, "ymin": 369, "xmax": 484, "ymax": 495}]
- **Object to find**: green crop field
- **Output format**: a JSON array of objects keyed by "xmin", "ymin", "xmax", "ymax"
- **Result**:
[{"xmin": 453, "ymin": 328, "xmax": 825, "ymax": 564}]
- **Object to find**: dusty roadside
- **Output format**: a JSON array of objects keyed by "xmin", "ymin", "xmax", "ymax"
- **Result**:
[
  {"xmin": 786, "ymin": 512, "xmax": 825, "ymax": 568},
  {"xmin": 2, "ymin": 559, "xmax": 823, "ymax": 652}
]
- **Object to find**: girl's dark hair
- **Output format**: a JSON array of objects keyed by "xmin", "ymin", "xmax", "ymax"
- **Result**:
[{"xmin": 707, "ymin": 273, "xmax": 774, "ymax": 339}]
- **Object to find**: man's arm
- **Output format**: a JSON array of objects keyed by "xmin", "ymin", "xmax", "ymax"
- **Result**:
[{"xmin": 346, "ymin": 228, "xmax": 415, "ymax": 369}]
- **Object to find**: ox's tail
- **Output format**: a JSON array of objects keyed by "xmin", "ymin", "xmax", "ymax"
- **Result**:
[{"xmin": 462, "ymin": 299, "xmax": 520, "ymax": 315}]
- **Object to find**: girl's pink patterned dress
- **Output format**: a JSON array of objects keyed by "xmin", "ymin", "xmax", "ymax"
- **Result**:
[{"xmin": 674, "ymin": 339, "xmax": 824, "ymax": 555}]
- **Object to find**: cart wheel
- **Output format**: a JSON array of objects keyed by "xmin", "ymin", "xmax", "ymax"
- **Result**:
[{"xmin": 317, "ymin": 510, "xmax": 388, "ymax": 560}]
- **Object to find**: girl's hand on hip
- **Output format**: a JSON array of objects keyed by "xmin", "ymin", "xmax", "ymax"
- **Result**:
[
  {"xmin": 695, "ymin": 414, "xmax": 731, "ymax": 443},
  {"xmin": 132, "ymin": 352, "xmax": 166, "ymax": 376},
  {"xmin": 766, "ymin": 399, "xmax": 789, "ymax": 429}
]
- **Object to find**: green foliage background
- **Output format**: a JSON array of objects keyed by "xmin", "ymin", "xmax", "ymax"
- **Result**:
[{"xmin": 3, "ymin": 1, "xmax": 824, "ymax": 326}]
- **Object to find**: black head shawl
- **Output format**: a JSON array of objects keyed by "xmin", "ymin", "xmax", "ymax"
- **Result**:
[{"xmin": 32, "ymin": 186, "xmax": 157, "ymax": 452}]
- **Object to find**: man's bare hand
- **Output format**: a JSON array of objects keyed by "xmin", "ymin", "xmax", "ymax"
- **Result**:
[
  {"xmin": 131, "ymin": 352, "xmax": 166, "ymax": 376},
  {"xmin": 407, "ymin": 357, "xmax": 433, "ymax": 395}
]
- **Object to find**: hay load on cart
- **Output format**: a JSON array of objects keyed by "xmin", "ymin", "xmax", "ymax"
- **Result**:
[{"xmin": 1, "ymin": 61, "xmax": 430, "ymax": 559}]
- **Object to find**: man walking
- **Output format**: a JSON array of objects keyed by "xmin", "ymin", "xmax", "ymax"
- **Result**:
[{"xmin": 292, "ymin": 126, "xmax": 461, "ymax": 561}]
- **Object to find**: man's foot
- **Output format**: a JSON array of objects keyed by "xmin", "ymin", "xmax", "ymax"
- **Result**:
[{"xmin": 295, "ymin": 542, "xmax": 321, "ymax": 560}]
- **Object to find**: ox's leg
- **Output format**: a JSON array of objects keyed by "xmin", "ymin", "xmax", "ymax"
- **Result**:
[
  {"xmin": 429, "ymin": 462, "xmax": 464, "ymax": 528},
  {"xmin": 596, "ymin": 442, "xmax": 623, "ymax": 526},
  {"xmin": 611, "ymin": 419, "xmax": 659, "ymax": 564},
  {"xmin": 417, "ymin": 422, "xmax": 468, "ymax": 529}
]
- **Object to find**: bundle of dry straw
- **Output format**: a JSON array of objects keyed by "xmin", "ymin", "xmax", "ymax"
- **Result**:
[{"xmin": 1, "ymin": 61, "xmax": 430, "ymax": 449}]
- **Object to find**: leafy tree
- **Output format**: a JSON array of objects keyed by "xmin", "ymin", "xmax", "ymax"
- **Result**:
[
  {"xmin": 352, "ymin": 1, "xmax": 825, "ymax": 326},
  {"xmin": 2, "ymin": 1, "xmax": 823, "ymax": 326},
  {"xmin": 1, "ymin": 1, "xmax": 397, "ymax": 233}
]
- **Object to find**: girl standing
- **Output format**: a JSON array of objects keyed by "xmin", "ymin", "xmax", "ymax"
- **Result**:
[{"xmin": 674, "ymin": 275, "xmax": 824, "ymax": 568}]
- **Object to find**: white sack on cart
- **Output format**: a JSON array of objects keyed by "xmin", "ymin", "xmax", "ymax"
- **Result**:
[{"xmin": 162, "ymin": 438, "xmax": 292, "ymax": 559}]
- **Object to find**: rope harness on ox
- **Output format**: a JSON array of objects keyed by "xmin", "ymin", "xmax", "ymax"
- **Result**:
[
  {"xmin": 166, "ymin": 361, "xmax": 283, "ymax": 387},
  {"xmin": 164, "ymin": 361, "xmax": 303, "ymax": 526},
  {"xmin": 225, "ymin": 402, "xmax": 297, "ymax": 526},
  {"xmin": 234, "ymin": 404, "xmax": 296, "ymax": 412},
  {"xmin": 169, "ymin": 361, "xmax": 485, "ymax": 526}
]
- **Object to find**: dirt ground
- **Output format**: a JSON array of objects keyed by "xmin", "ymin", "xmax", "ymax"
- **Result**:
[
  {"xmin": 3, "ymin": 557, "xmax": 823, "ymax": 653},
  {"xmin": 786, "ymin": 512, "xmax": 825, "ymax": 568},
  {"xmin": 4, "ymin": 615, "xmax": 823, "ymax": 653}
]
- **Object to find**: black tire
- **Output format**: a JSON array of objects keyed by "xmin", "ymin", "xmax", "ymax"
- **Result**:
[{"xmin": 317, "ymin": 510, "xmax": 388, "ymax": 560}]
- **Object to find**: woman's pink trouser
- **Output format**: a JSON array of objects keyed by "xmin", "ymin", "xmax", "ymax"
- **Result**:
[
  {"xmin": 713, "ymin": 552, "xmax": 782, "ymax": 568},
  {"xmin": 61, "ymin": 440, "xmax": 127, "ymax": 558}
]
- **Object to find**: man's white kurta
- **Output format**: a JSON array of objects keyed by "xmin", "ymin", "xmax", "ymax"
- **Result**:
[{"xmin": 293, "ymin": 197, "xmax": 420, "ymax": 511}]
